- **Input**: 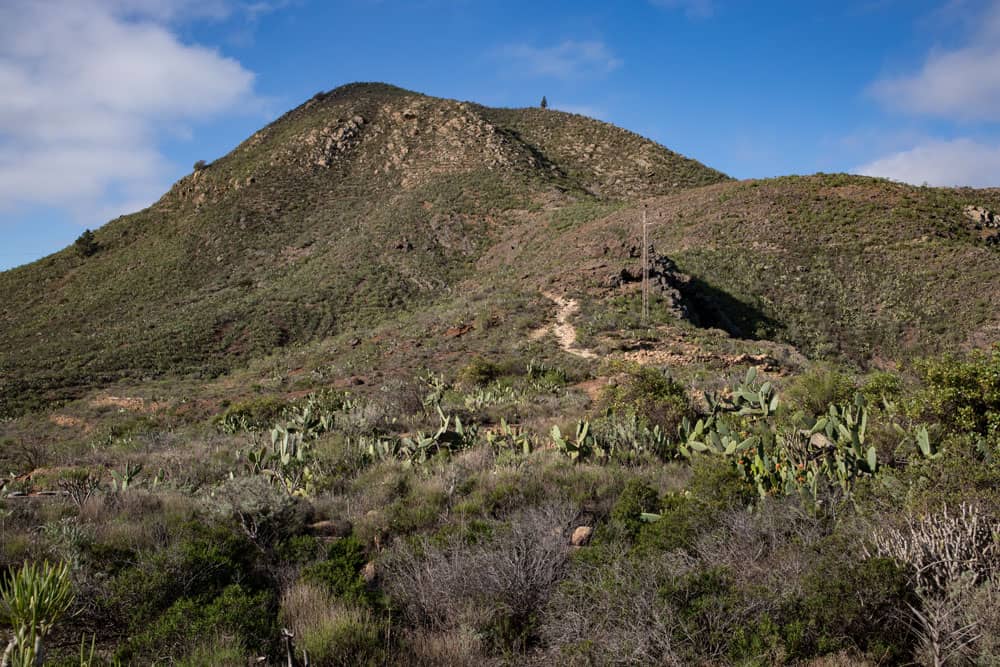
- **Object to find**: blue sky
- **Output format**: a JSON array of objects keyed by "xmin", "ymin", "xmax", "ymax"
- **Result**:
[{"xmin": 2, "ymin": 0, "xmax": 1000, "ymax": 270}]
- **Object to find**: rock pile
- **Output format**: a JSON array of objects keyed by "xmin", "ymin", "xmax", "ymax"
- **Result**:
[
  {"xmin": 964, "ymin": 205, "xmax": 1000, "ymax": 229},
  {"xmin": 603, "ymin": 249, "xmax": 691, "ymax": 320}
]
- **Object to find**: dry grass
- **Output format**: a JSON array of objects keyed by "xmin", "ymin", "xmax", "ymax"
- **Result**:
[{"xmin": 279, "ymin": 582, "xmax": 389, "ymax": 667}]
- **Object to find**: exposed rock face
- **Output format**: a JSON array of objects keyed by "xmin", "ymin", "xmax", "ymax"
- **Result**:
[
  {"xmin": 304, "ymin": 115, "xmax": 366, "ymax": 168},
  {"xmin": 604, "ymin": 249, "xmax": 691, "ymax": 320},
  {"xmin": 964, "ymin": 205, "xmax": 1000, "ymax": 229}
]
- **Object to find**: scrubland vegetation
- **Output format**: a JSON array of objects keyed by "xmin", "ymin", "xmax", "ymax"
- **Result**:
[{"xmin": 3, "ymin": 347, "xmax": 1000, "ymax": 665}]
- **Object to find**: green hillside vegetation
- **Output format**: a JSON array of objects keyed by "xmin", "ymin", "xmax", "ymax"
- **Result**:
[
  {"xmin": 3, "ymin": 83, "xmax": 1000, "ymax": 665},
  {"xmin": 0, "ymin": 83, "xmax": 728, "ymax": 417}
]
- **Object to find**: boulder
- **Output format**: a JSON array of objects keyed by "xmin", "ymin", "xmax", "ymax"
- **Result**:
[
  {"xmin": 571, "ymin": 525, "xmax": 594, "ymax": 547},
  {"xmin": 308, "ymin": 519, "xmax": 353, "ymax": 538}
]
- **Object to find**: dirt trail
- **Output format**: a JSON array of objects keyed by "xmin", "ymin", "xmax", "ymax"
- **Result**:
[{"xmin": 540, "ymin": 292, "xmax": 597, "ymax": 359}]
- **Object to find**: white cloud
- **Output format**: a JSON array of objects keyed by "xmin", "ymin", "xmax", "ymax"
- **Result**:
[
  {"xmin": 649, "ymin": 0, "xmax": 714, "ymax": 19},
  {"xmin": 870, "ymin": 1, "xmax": 1000, "ymax": 121},
  {"xmin": 855, "ymin": 138, "xmax": 1000, "ymax": 187},
  {"xmin": 497, "ymin": 40, "xmax": 623, "ymax": 80},
  {"xmin": 0, "ymin": 0, "xmax": 259, "ymax": 226}
]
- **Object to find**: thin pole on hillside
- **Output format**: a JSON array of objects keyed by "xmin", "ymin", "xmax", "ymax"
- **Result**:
[{"xmin": 641, "ymin": 207, "xmax": 649, "ymax": 324}]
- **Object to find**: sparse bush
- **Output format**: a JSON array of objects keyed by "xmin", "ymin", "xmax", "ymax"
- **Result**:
[
  {"xmin": 209, "ymin": 475, "xmax": 312, "ymax": 550},
  {"xmin": 866, "ymin": 502, "xmax": 1000, "ymax": 593},
  {"xmin": 382, "ymin": 503, "xmax": 574, "ymax": 651},
  {"xmin": 192, "ymin": 159, "xmax": 208, "ymax": 171},
  {"xmin": 541, "ymin": 547, "xmax": 686, "ymax": 665}
]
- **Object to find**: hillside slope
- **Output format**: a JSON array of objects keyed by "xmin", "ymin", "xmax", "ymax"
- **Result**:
[
  {"xmin": 493, "ymin": 174, "xmax": 1000, "ymax": 365},
  {"xmin": 0, "ymin": 83, "xmax": 728, "ymax": 415}
]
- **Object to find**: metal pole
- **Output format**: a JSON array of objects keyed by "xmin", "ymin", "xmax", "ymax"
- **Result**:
[{"xmin": 642, "ymin": 208, "xmax": 648, "ymax": 324}]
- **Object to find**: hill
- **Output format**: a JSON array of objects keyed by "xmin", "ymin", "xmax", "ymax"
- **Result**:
[
  {"xmin": 3, "ymin": 82, "xmax": 1000, "ymax": 418},
  {"xmin": 0, "ymin": 83, "xmax": 728, "ymax": 416}
]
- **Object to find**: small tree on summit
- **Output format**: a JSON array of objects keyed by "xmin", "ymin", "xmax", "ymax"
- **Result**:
[
  {"xmin": 540, "ymin": 96, "xmax": 548, "ymax": 109},
  {"xmin": 74, "ymin": 229, "xmax": 99, "ymax": 258}
]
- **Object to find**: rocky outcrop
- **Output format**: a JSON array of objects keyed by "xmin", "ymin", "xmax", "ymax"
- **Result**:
[
  {"xmin": 603, "ymin": 249, "xmax": 691, "ymax": 320},
  {"xmin": 964, "ymin": 205, "xmax": 1000, "ymax": 229},
  {"xmin": 303, "ymin": 115, "xmax": 366, "ymax": 168}
]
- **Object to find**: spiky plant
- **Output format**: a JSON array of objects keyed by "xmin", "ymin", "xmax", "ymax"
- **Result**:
[{"xmin": 1, "ymin": 561, "xmax": 75, "ymax": 667}]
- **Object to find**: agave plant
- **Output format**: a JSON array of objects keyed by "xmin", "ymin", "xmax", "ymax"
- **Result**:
[{"xmin": 1, "ymin": 561, "xmax": 74, "ymax": 667}]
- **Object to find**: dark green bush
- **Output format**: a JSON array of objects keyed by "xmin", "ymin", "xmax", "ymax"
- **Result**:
[
  {"xmin": 457, "ymin": 357, "xmax": 503, "ymax": 387},
  {"xmin": 216, "ymin": 395, "xmax": 291, "ymax": 432},
  {"xmin": 118, "ymin": 584, "xmax": 277, "ymax": 660},
  {"xmin": 600, "ymin": 364, "xmax": 692, "ymax": 433},
  {"xmin": 797, "ymin": 542, "xmax": 916, "ymax": 660},
  {"xmin": 109, "ymin": 525, "xmax": 263, "ymax": 633},
  {"xmin": 74, "ymin": 229, "xmax": 99, "ymax": 257},
  {"xmin": 276, "ymin": 534, "xmax": 323, "ymax": 564},
  {"xmin": 301, "ymin": 536, "xmax": 371, "ymax": 605},
  {"xmin": 609, "ymin": 479, "xmax": 659, "ymax": 538}
]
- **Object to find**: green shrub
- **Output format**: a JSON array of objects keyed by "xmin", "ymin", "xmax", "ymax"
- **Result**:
[
  {"xmin": 861, "ymin": 371, "xmax": 903, "ymax": 406},
  {"xmin": 299, "ymin": 605, "xmax": 389, "ymax": 667},
  {"xmin": 216, "ymin": 395, "xmax": 291, "ymax": 432},
  {"xmin": 633, "ymin": 493, "xmax": 703, "ymax": 553},
  {"xmin": 457, "ymin": 357, "xmax": 503, "ymax": 387},
  {"xmin": 912, "ymin": 348, "xmax": 1000, "ymax": 447},
  {"xmin": 600, "ymin": 364, "xmax": 692, "ymax": 433},
  {"xmin": 175, "ymin": 634, "xmax": 247, "ymax": 666},
  {"xmin": 118, "ymin": 584, "xmax": 277, "ymax": 660},
  {"xmin": 109, "ymin": 526, "xmax": 263, "ymax": 633},
  {"xmin": 797, "ymin": 542, "xmax": 915, "ymax": 660},
  {"xmin": 785, "ymin": 363, "xmax": 856, "ymax": 415},
  {"xmin": 280, "ymin": 583, "xmax": 390, "ymax": 667},
  {"xmin": 276, "ymin": 534, "xmax": 323, "ymax": 564},
  {"xmin": 609, "ymin": 479, "xmax": 660, "ymax": 538},
  {"xmin": 300, "ymin": 536, "xmax": 371, "ymax": 605}
]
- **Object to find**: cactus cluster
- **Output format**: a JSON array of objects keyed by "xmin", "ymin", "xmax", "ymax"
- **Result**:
[
  {"xmin": 463, "ymin": 383, "xmax": 522, "ymax": 411},
  {"xmin": 485, "ymin": 418, "xmax": 535, "ymax": 457},
  {"xmin": 551, "ymin": 415, "xmax": 671, "ymax": 464},
  {"xmin": 358, "ymin": 407, "xmax": 480, "ymax": 468},
  {"xmin": 679, "ymin": 368, "xmax": 893, "ymax": 501},
  {"xmin": 236, "ymin": 395, "xmax": 340, "ymax": 497}
]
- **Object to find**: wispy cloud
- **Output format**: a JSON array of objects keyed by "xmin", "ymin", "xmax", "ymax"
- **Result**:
[
  {"xmin": 649, "ymin": 0, "xmax": 714, "ymax": 19},
  {"xmin": 870, "ymin": 1, "xmax": 1000, "ymax": 121},
  {"xmin": 496, "ymin": 40, "xmax": 623, "ymax": 80},
  {"xmin": 856, "ymin": 138, "xmax": 1000, "ymax": 187},
  {"xmin": 0, "ymin": 0, "xmax": 265, "ymax": 227}
]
